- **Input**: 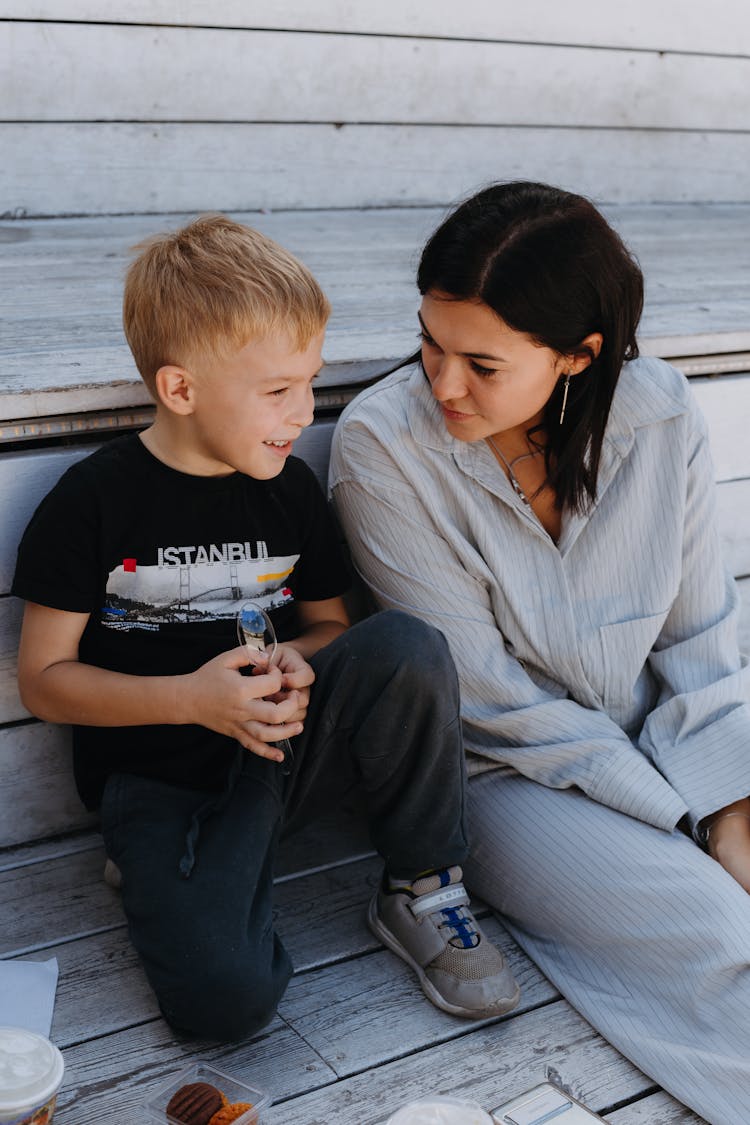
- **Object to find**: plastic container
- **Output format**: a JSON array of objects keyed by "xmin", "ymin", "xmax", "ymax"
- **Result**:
[
  {"xmin": 0, "ymin": 1026, "xmax": 65, "ymax": 1125},
  {"xmin": 144, "ymin": 1062, "xmax": 271, "ymax": 1124},
  {"xmin": 385, "ymin": 1097, "xmax": 494, "ymax": 1124}
]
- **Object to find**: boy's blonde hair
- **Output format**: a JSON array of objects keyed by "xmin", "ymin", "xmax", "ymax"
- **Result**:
[{"xmin": 123, "ymin": 214, "xmax": 330, "ymax": 393}]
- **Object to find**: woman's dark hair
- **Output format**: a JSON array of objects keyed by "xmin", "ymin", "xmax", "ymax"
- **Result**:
[{"xmin": 416, "ymin": 181, "xmax": 644, "ymax": 513}]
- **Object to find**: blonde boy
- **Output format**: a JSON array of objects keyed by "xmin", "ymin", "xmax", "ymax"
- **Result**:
[{"xmin": 12, "ymin": 216, "xmax": 517, "ymax": 1040}]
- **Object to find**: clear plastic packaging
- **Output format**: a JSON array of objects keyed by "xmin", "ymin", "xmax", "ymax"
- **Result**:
[{"xmin": 143, "ymin": 1062, "xmax": 271, "ymax": 1124}]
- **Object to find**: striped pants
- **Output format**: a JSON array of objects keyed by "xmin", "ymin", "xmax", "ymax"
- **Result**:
[{"xmin": 465, "ymin": 770, "xmax": 750, "ymax": 1125}]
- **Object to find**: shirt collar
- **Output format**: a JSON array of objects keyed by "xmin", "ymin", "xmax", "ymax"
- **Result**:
[{"xmin": 603, "ymin": 355, "xmax": 686, "ymax": 458}]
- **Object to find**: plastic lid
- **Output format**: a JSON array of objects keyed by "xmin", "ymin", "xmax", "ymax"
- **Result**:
[
  {"xmin": 0, "ymin": 1028, "xmax": 65, "ymax": 1112},
  {"xmin": 386, "ymin": 1097, "xmax": 494, "ymax": 1124}
]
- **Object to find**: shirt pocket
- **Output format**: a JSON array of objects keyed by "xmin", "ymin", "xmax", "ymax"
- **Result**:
[{"xmin": 596, "ymin": 610, "xmax": 670, "ymax": 725}]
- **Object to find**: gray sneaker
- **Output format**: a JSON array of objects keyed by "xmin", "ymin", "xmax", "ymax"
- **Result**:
[{"xmin": 368, "ymin": 866, "xmax": 520, "ymax": 1019}]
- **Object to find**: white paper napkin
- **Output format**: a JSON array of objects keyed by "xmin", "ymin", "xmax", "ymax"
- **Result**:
[{"xmin": 0, "ymin": 958, "xmax": 59, "ymax": 1036}]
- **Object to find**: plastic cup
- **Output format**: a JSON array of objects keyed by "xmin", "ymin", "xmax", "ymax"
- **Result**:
[
  {"xmin": 0, "ymin": 1027, "xmax": 64, "ymax": 1125},
  {"xmin": 385, "ymin": 1097, "xmax": 494, "ymax": 1124}
]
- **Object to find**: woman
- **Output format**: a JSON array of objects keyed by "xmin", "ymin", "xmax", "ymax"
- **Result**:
[{"xmin": 330, "ymin": 182, "xmax": 750, "ymax": 1123}]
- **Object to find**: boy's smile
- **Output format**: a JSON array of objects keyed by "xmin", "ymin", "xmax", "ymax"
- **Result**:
[{"xmin": 144, "ymin": 330, "xmax": 326, "ymax": 479}]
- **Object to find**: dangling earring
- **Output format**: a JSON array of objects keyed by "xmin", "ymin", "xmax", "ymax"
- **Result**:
[{"xmin": 559, "ymin": 372, "xmax": 571, "ymax": 426}]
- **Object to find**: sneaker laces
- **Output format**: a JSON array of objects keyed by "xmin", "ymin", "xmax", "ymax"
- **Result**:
[{"xmin": 409, "ymin": 867, "xmax": 480, "ymax": 950}]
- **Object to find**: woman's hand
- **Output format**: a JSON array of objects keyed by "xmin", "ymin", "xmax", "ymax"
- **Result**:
[{"xmin": 705, "ymin": 797, "xmax": 750, "ymax": 893}]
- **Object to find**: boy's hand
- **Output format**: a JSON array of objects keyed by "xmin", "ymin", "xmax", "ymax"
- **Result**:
[
  {"xmin": 180, "ymin": 646, "xmax": 304, "ymax": 762},
  {"xmin": 260, "ymin": 643, "xmax": 315, "ymax": 724}
]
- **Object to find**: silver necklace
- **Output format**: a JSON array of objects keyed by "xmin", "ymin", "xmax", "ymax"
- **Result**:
[{"xmin": 486, "ymin": 437, "xmax": 541, "ymax": 506}]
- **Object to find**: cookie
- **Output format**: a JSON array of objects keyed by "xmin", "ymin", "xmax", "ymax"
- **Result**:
[
  {"xmin": 166, "ymin": 1081, "xmax": 226, "ymax": 1125},
  {"xmin": 208, "ymin": 1104, "xmax": 255, "ymax": 1125}
]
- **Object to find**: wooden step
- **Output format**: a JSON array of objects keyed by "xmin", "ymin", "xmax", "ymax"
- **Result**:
[{"xmin": 2, "ymin": 205, "xmax": 750, "ymax": 425}]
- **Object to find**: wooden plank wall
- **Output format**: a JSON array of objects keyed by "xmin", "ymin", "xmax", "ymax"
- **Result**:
[{"xmin": 2, "ymin": 1, "xmax": 749, "ymax": 217}]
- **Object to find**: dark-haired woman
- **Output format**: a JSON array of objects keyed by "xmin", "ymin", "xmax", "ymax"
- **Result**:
[{"xmin": 330, "ymin": 182, "xmax": 750, "ymax": 1123}]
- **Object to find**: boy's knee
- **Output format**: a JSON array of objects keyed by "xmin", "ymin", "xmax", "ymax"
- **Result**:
[
  {"xmin": 156, "ymin": 948, "xmax": 291, "ymax": 1042},
  {"xmin": 360, "ymin": 610, "xmax": 453, "ymax": 678}
]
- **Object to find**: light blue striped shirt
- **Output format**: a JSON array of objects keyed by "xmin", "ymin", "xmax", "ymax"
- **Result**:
[{"xmin": 330, "ymin": 357, "xmax": 750, "ymax": 834}]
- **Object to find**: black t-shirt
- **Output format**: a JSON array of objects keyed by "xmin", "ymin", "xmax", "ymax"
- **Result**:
[{"xmin": 12, "ymin": 434, "xmax": 350, "ymax": 808}]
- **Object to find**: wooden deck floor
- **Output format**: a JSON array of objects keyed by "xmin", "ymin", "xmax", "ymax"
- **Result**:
[{"xmin": 2, "ymin": 808, "xmax": 705, "ymax": 1124}]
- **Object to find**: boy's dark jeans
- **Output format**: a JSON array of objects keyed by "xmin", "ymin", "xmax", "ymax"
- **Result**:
[{"xmin": 100, "ymin": 610, "xmax": 468, "ymax": 1041}]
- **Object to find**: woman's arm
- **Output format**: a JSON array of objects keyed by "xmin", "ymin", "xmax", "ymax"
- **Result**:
[
  {"xmin": 637, "ymin": 399, "xmax": 750, "ymax": 834},
  {"xmin": 331, "ymin": 428, "xmax": 686, "ymax": 831}
]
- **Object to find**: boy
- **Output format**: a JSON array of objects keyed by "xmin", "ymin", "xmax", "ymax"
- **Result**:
[{"xmin": 12, "ymin": 215, "xmax": 519, "ymax": 1040}]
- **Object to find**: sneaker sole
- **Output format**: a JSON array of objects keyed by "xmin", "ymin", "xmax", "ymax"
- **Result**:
[{"xmin": 367, "ymin": 894, "xmax": 521, "ymax": 1020}]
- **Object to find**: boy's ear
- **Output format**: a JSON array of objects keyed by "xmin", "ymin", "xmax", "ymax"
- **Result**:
[{"xmin": 154, "ymin": 365, "xmax": 196, "ymax": 415}]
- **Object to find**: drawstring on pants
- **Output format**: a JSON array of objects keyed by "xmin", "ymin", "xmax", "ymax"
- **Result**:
[
  {"xmin": 179, "ymin": 747, "xmax": 244, "ymax": 879},
  {"xmin": 178, "ymin": 738, "xmax": 294, "ymax": 878}
]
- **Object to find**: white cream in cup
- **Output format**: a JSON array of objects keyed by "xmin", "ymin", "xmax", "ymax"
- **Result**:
[{"xmin": 0, "ymin": 1027, "xmax": 64, "ymax": 1125}]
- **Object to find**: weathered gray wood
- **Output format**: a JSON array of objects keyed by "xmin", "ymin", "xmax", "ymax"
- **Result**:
[
  {"xmin": 0, "ymin": 829, "xmax": 100, "ymax": 873},
  {"xmin": 52, "ymin": 1016, "xmax": 335, "ymax": 1124},
  {"xmin": 20, "ymin": 929, "xmax": 156, "ymax": 1047},
  {"xmin": 264, "ymin": 1001, "xmax": 651, "ymax": 1124},
  {"xmin": 5, "ymin": 123, "xmax": 750, "ymax": 217},
  {"xmin": 2, "ymin": 207, "xmax": 750, "ymax": 421},
  {"xmin": 0, "ymin": 597, "xmax": 25, "ymax": 720},
  {"xmin": 717, "ymin": 484, "xmax": 750, "ymax": 580},
  {"xmin": 0, "ymin": 723, "xmax": 95, "ymax": 849},
  {"xmin": 0, "ymin": 446, "xmax": 95, "ymax": 589},
  {"xmin": 2, "ymin": 1, "xmax": 747, "ymax": 54},
  {"xmin": 0, "ymin": 848, "xmax": 114, "ymax": 956},
  {"xmin": 606, "ymin": 1090, "xmax": 705, "ymax": 1123},
  {"xmin": 5, "ymin": 23, "xmax": 750, "ymax": 130},
  {"xmin": 690, "ymin": 375, "xmax": 750, "ymax": 484}
]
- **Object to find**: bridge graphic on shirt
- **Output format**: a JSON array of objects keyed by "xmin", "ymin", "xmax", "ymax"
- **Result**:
[{"xmin": 101, "ymin": 551, "xmax": 299, "ymax": 629}]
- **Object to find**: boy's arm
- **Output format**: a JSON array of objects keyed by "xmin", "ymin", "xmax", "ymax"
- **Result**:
[
  {"xmin": 285, "ymin": 595, "xmax": 350, "ymax": 660},
  {"xmin": 17, "ymin": 602, "xmax": 298, "ymax": 762}
]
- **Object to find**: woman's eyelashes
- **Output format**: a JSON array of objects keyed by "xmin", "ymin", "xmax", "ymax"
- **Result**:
[
  {"xmin": 419, "ymin": 329, "xmax": 498, "ymax": 378},
  {"xmin": 468, "ymin": 359, "xmax": 496, "ymax": 377}
]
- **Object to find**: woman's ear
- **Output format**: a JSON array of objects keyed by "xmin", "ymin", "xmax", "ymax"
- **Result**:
[
  {"xmin": 154, "ymin": 364, "xmax": 196, "ymax": 415},
  {"xmin": 566, "ymin": 332, "xmax": 603, "ymax": 376}
]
